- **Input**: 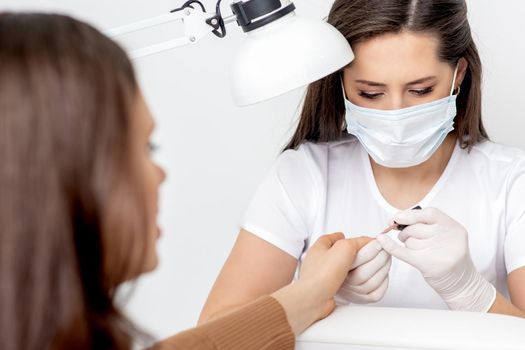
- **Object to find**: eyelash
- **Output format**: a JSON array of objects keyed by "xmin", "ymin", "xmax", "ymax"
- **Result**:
[
  {"xmin": 410, "ymin": 87, "xmax": 434, "ymax": 96},
  {"xmin": 358, "ymin": 87, "xmax": 434, "ymax": 100},
  {"xmin": 358, "ymin": 91, "xmax": 382, "ymax": 100}
]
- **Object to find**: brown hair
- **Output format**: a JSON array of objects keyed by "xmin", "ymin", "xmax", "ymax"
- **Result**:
[
  {"xmin": 0, "ymin": 13, "xmax": 149, "ymax": 349},
  {"xmin": 285, "ymin": 0, "xmax": 488, "ymax": 151}
]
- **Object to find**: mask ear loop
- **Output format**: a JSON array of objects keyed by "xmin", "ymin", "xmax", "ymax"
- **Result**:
[
  {"xmin": 340, "ymin": 73, "xmax": 349, "ymax": 101},
  {"xmin": 340, "ymin": 73, "xmax": 350, "ymax": 131},
  {"xmin": 450, "ymin": 64, "xmax": 460, "ymax": 96}
]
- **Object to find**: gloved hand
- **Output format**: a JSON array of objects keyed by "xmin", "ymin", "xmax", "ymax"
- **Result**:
[
  {"xmin": 274, "ymin": 233, "xmax": 373, "ymax": 335},
  {"xmin": 336, "ymin": 239, "xmax": 391, "ymax": 304},
  {"xmin": 376, "ymin": 207, "xmax": 496, "ymax": 312}
]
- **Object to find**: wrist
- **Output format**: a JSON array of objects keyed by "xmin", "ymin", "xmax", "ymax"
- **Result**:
[
  {"xmin": 271, "ymin": 279, "xmax": 329, "ymax": 335},
  {"xmin": 448, "ymin": 272, "xmax": 496, "ymax": 312},
  {"xmin": 428, "ymin": 258, "xmax": 497, "ymax": 312}
]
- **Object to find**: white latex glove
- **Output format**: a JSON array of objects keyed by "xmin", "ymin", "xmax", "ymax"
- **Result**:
[
  {"xmin": 376, "ymin": 207, "xmax": 496, "ymax": 312},
  {"xmin": 336, "ymin": 239, "xmax": 391, "ymax": 304}
]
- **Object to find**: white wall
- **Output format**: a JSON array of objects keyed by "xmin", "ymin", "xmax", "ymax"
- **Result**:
[
  {"xmin": 1, "ymin": 0, "xmax": 523, "ymax": 341},
  {"xmin": 467, "ymin": 1, "xmax": 525, "ymax": 146}
]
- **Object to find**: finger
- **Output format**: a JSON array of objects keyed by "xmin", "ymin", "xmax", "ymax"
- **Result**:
[
  {"xmin": 338, "ymin": 275, "xmax": 389, "ymax": 304},
  {"xmin": 349, "ymin": 236, "xmax": 375, "ymax": 252},
  {"xmin": 333, "ymin": 236, "xmax": 374, "ymax": 257},
  {"xmin": 365, "ymin": 276, "xmax": 389, "ymax": 302},
  {"xmin": 329, "ymin": 236, "xmax": 374, "ymax": 274},
  {"xmin": 376, "ymin": 234, "xmax": 419, "ymax": 266},
  {"xmin": 314, "ymin": 232, "xmax": 345, "ymax": 249},
  {"xmin": 350, "ymin": 239, "xmax": 382, "ymax": 269},
  {"xmin": 347, "ymin": 250, "xmax": 390, "ymax": 285},
  {"xmin": 348, "ymin": 276, "xmax": 390, "ymax": 304},
  {"xmin": 398, "ymin": 223, "xmax": 436, "ymax": 242},
  {"xmin": 393, "ymin": 207, "xmax": 445, "ymax": 227},
  {"xmin": 381, "ymin": 223, "xmax": 397, "ymax": 234},
  {"xmin": 404, "ymin": 237, "xmax": 429, "ymax": 250},
  {"xmin": 391, "ymin": 209, "xmax": 421, "ymax": 227},
  {"xmin": 346, "ymin": 257, "xmax": 391, "ymax": 294}
]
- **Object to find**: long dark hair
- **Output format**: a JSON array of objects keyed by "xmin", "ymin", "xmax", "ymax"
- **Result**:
[
  {"xmin": 0, "ymin": 13, "xmax": 149, "ymax": 349},
  {"xmin": 285, "ymin": 0, "xmax": 488, "ymax": 151}
]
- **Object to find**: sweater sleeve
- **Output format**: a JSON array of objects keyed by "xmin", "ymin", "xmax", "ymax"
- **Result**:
[{"xmin": 156, "ymin": 296, "xmax": 295, "ymax": 350}]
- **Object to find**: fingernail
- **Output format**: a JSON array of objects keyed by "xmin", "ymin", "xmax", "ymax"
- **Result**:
[{"xmin": 381, "ymin": 224, "xmax": 396, "ymax": 233}]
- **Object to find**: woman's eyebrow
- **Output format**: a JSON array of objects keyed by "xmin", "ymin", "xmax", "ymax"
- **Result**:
[
  {"xmin": 355, "ymin": 76, "xmax": 437, "ymax": 87},
  {"xmin": 406, "ymin": 76, "xmax": 437, "ymax": 85},
  {"xmin": 355, "ymin": 79, "xmax": 386, "ymax": 87}
]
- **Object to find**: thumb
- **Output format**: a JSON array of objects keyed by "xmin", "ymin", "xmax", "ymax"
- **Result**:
[
  {"xmin": 350, "ymin": 239, "xmax": 382, "ymax": 269},
  {"xmin": 314, "ymin": 232, "xmax": 346, "ymax": 250},
  {"xmin": 376, "ymin": 234, "xmax": 418, "ymax": 266}
]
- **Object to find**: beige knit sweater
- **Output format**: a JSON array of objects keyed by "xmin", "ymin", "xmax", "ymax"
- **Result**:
[{"xmin": 156, "ymin": 296, "xmax": 295, "ymax": 349}]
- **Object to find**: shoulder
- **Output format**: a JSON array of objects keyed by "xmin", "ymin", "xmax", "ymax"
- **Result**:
[
  {"xmin": 468, "ymin": 140, "xmax": 525, "ymax": 164},
  {"xmin": 464, "ymin": 140, "xmax": 525, "ymax": 184},
  {"xmin": 276, "ymin": 135, "xmax": 360, "ymax": 176}
]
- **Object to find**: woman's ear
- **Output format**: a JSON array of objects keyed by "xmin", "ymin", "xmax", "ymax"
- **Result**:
[{"xmin": 456, "ymin": 57, "xmax": 469, "ymax": 89}]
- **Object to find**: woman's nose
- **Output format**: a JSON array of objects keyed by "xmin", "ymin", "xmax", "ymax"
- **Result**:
[{"xmin": 386, "ymin": 95, "xmax": 405, "ymax": 110}]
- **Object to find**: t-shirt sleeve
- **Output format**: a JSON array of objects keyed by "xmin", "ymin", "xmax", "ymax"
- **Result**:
[
  {"xmin": 504, "ymin": 159, "xmax": 525, "ymax": 274},
  {"xmin": 241, "ymin": 148, "xmax": 317, "ymax": 259}
]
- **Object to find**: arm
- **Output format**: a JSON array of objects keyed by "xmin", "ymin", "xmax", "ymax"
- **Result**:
[
  {"xmin": 156, "ymin": 233, "xmax": 373, "ymax": 350},
  {"xmin": 490, "ymin": 159, "xmax": 525, "ymax": 317},
  {"xmin": 488, "ymin": 267, "xmax": 525, "ymax": 317},
  {"xmin": 198, "ymin": 229, "xmax": 298, "ymax": 324},
  {"xmin": 198, "ymin": 146, "xmax": 320, "ymax": 323},
  {"xmin": 157, "ymin": 296, "xmax": 294, "ymax": 350}
]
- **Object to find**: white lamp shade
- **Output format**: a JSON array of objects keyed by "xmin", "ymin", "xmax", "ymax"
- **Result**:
[{"xmin": 230, "ymin": 12, "xmax": 354, "ymax": 106}]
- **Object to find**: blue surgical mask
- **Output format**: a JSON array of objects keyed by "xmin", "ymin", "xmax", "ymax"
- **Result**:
[{"xmin": 343, "ymin": 65, "xmax": 459, "ymax": 168}]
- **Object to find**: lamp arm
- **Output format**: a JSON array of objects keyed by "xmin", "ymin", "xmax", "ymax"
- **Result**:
[
  {"xmin": 106, "ymin": 0, "xmax": 295, "ymax": 60},
  {"xmin": 106, "ymin": 2, "xmax": 228, "ymax": 60}
]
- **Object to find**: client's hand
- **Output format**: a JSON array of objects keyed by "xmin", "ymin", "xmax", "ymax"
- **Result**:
[{"xmin": 272, "ymin": 233, "xmax": 372, "ymax": 335}]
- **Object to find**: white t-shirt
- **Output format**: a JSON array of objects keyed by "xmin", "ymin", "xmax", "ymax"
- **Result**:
[{"xmin": 242, "ymin": 135, "xmax": 525, "ymax": 309}]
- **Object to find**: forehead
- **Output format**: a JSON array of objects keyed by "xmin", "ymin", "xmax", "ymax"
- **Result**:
[{"xmin": 346, "ymin": 31, "xmax": 446, "ymax": 81}]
